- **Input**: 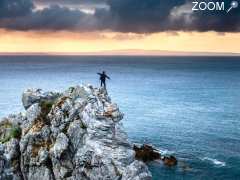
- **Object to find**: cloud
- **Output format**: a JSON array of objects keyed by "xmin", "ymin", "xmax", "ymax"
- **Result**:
[
  {"xmin": 1, "ymin": 5, "xmax": 99, "ymax": 31},
  {"xmin": 167, "ymin": 0, "xmax": 240, "ymax": 32},
  {"xmin": 103, "ymin": 0, "xmax": 240, "ymax": 32},
  {"xmin": 110, "ymin": 33, "xmax": 146, "ymax": 40},
  {"xmin": 0, "ymin": 0, "xmax": 239, "ymax": 33},
  {"xmin": 0, "ymin": 0, "xmax": 33, "ymax": 18},
  {"xmin": 34, "ymin": 0, "xmax": 107, "ymax": 5},
  {"xmin": 33, "ymin": 0, "xmax": 109, "ymax": 12},
  {"xmin": 104, "ymin": 0, "xmax": 186, "ymax": 32}
]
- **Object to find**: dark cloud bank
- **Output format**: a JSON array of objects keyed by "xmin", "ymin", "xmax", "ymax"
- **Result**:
[{"xmin": 0, "ymin": 0, "xmax": 239, "ymax": 33}]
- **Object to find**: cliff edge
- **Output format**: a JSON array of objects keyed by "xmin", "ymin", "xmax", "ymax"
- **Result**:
[{"xmin": 0, "ymin": 85, "xmax": 151, "ymax": 180}]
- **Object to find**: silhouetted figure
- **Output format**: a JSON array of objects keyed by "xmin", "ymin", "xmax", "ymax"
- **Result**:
[{"xmin": 97, "ymin": 71, "xmax": 110, "ymax": 89}]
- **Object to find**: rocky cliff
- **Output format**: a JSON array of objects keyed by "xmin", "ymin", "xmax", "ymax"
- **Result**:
[{"xmin": 0, "ymin": 85, "xmax": 151, "ymax": 180}]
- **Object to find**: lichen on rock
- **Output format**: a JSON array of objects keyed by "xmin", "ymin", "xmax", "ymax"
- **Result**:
[{"xmin": 0, "ymin": 85, "xmax": 152, "ymax": 180}]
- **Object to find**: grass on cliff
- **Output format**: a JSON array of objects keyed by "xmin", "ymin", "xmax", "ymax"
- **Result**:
[
  {"xmin": 10, "ymin": 126, "xmax": 22, "ymax": 139},
  {"xmin": 0, "ymin": 120, "xmax": 22, "ymax": 143},
  {"xmin": 39, "ymin": 100, "xmax": 55, "ymax": 117},
  {"xmin": 38, "ymin": 99, "xmax": 56, "ymax": 125}
]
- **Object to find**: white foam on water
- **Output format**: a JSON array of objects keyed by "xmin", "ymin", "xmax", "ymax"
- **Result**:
[
  {"xmin": 202, "ymin": 157, "xmax": 226, "ymax": 167},
  {"xmin": 159, "ymin": 149, "xmax": 175, "ymax": 155}
]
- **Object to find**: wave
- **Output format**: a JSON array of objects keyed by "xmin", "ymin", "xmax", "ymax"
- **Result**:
[
  {"xmin": 159, "ymin": 149, "xmax": 175, "ymax": 155},
  {"xmin": 202, "ymin": 157, "xmax": 226, "ymax": 167}
]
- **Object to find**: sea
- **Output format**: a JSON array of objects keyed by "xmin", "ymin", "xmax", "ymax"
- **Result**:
[{"xmin": 0, "ymin": 56, "xmax": 240, "ymax": 180}]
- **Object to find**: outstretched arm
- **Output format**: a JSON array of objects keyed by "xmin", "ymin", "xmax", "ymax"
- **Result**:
[
  {"xmin": 97, "ymin": 73, "xmax": 102, "ymax": 75},
  {"xmin": 106, "ymin": 75, "xmax": 110, "ymax": 79}
]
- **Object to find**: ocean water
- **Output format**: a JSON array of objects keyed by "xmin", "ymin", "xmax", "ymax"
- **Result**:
[{"xmin": 0, "ymin": 56, "xmax": 240, "ymax": 180}]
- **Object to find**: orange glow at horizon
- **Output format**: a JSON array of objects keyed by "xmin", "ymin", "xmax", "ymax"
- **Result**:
[{"xmin": 0, "ymin": 29, "xmax": 239, "ymax": 54}]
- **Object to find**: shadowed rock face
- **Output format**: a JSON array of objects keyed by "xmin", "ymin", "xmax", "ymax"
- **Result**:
[{"xmin": 0, "ymin": 85, "xmax": 152, "ymax": 180}]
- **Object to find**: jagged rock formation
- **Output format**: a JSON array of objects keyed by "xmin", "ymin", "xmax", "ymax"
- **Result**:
[{"xmin": 0, "ymin": 85, "xmax": 152, "ymax": 180}]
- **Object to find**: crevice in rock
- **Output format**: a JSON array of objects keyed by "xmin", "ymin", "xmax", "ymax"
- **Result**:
[
  {"xmin": 111, "ymin": 160, "xmax": 122, "ymax": 178},
  {"xmin": 15, "ymin": 141, "xmax": 24, "ymax": 180},
  {"xmin": 46, "ymin": 157, "xmax": 56, "ymax": 180},
  {"xmin": 80, "ymin": 171, "xmax": 91, "ymax": 180}
]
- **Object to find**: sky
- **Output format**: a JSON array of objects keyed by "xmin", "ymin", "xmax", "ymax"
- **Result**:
[{"xmin": 0, "ymin": 0, "xmax": 239, "ymax": 54}]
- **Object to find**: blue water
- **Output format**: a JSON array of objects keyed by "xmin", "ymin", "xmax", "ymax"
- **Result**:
[{"xmin": 0, "ymin": 56, "xmax": 240, "ymax": 179}]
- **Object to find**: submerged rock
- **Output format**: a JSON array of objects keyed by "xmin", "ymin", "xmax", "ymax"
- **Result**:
[
  {"xmin": 0, "ymin": 85, "xmax": 152, "ymax": 180},
  {"xmin": 162, "ymin": 156, "xmax": 178, "ymax": 167}
]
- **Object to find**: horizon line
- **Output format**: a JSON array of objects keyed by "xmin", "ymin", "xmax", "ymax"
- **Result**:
[{"xmin": 0, "ymin": 49, "xmax": 239, "ymax": 57}]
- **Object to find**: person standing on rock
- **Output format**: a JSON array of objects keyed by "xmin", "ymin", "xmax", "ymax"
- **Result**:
[{"xmin": 97, "ymin": 71, "xmax": 110, "ymax": 89}]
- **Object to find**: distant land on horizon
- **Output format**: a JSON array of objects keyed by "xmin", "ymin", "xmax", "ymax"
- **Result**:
[{"xmin": 0, "ymin": 50, "xmax": 240, "ymax": 56}]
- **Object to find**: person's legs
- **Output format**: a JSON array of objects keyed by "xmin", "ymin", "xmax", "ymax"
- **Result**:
[
  {"xmin": 101, "ymin": 80, "xmax": 103, "ymax": 87},
  {"xmin": 103, "ymin": 81, "xmax": 106, "ymax": 89}
]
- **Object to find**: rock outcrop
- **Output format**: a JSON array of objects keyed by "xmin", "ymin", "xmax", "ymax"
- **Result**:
[
  {"xmin": 133, "ymin": 144, "xmax": 161, "ymax": 162},
  {"xmin": 0, "ymin": 85, "xmax": 152, "ymax": 180},
  {"xmin": 133, "ymin": 144, "xmax": 177, "ymax": 167}
]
